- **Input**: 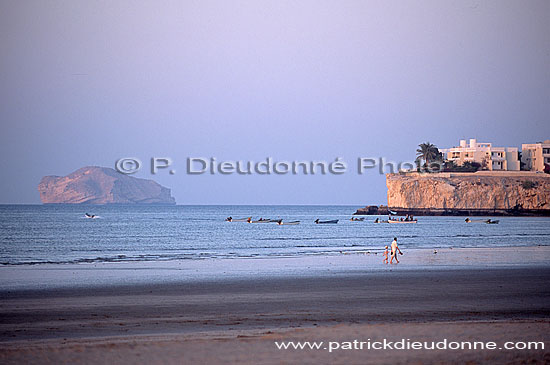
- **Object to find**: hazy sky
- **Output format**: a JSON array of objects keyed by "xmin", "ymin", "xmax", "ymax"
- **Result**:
[{"xmin": 1, "ymin": 0, "xmax": 549, "ymax": 205}]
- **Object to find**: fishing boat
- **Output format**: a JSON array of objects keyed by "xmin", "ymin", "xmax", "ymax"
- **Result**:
[
  {"xmin": 314, "ymin": 219, "xmax": 339, "ymax": 224},
  {"xmin": 388, "ymin": 219, "xmax": 417, "ymax": 224},
  {"xmin": 465, "ymin": 218, "xmax": 486, "ymax": 223},
  {"xmin": 225, "ymin": 216, "xmax": 251, "ymax": 222},
  {"xmin": 465, "ymin": 218, "xmax": 499, "ymax": 224},
  {"xmin": 249, "ymin": 218, "xmax": 271, "ymax": 223},
  {"xmin": 276, "ymin": 220, "xmax": 300, "ymax": 225},
  {"xmin": 350, "ymin": 217, "xmax": 365, "ymax": 221}
]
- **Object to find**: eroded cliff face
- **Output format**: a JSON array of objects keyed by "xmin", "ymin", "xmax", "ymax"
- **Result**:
[
  {"xmin": 387, "ymin": 173, "xmax": 550, "ymax": 210},
  {"xmin": 38, "ymin": 166, "xmax": 176, "ymax": 204}
]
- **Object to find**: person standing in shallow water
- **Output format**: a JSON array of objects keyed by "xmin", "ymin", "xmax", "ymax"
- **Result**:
[
  {"xmin": 390, "ymin": 237, "xmax": 403, "ymax": 264},
  {"xmin": 383, "ymin": 246, "xmax": 389, "ymax": 264}
]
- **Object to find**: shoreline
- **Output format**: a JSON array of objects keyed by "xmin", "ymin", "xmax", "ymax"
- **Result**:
[
  {"xmin": 2, "ymin": 246, "xmax": 549, "ymax": 363},
  {"xmin": 1, "ymin": 246, "xmax": 549, "ymax": 292}
]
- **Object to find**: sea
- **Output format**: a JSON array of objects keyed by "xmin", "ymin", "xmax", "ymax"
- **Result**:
[{"xmin": 0, "ymin": 205, "xmax": 549, "ymax": 266}]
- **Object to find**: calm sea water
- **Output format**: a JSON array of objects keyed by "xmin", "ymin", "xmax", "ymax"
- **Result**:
[{"xmin": 0, "ymin": 205, "xmax": 549, "ymax": 265}]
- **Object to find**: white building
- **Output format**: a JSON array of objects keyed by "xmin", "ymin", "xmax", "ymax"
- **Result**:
[
  {"xmin": 521, "ymin": 140, "xmax": 550, "ymax": 172},
  {"xmin": 440, "ymin": 139, "xmax": 520, "ymax": 171}
]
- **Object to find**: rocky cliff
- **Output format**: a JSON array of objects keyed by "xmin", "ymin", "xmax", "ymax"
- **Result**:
[
  {"xmin": 38, "ymin": 166, "xmax": 176, "ymax": 204},
  {"xmin": 385, "ymin": 172, "xmax": 550, "ymax": 215}
]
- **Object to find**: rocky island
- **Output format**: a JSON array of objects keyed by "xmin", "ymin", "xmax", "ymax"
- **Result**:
[
  {"xmin": 356, "ymin": 171, "xmax": 550, "ymax": 216},
  {"xmin": 38, "ymin": 166, "xmax": 176, "ymax": 204}
]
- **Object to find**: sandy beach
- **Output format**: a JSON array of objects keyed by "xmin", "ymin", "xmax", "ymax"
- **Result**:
[
  {"xmin": 3, "ymin": 0, "xmax": 550, "ymax": 362},
  {"xmin": 1, "ymin": 247, "xmax": 549, "ymax": 363}
]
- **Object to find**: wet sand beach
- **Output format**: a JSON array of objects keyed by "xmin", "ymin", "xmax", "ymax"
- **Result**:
[{"xmin": 1, "ymin": 247, "xmax": 549, "ymax": 363}]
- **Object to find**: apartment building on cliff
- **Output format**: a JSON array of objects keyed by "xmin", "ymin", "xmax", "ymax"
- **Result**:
[
  {"xmin": 521, "ymin": 140, "xmax": 550, "ymax": 172},
  {"xmin": 440, "ymin": 139, "xmax": 520, "ymax": 171}
]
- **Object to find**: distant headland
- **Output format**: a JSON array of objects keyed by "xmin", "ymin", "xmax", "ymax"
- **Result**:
[
  {"xmin": 356, "ymin": 139, "xmax": 550, "ymax": 216},
  {"xmin": 38, "ymin": 166, "xmax": 176, "ymax": 204}
]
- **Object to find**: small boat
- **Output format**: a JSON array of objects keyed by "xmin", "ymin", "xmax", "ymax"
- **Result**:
[
  {"xmin": 374, "ymin": 218, "xmax": 389, "ymax": 223},
  {"xmin": 465, "ymin": 218, "xmax": 499, "ymax": 224},
  {"xmin": 465, "ymin": 218, "xmax": 486, "ymax": 223},
  {"xmin": 388, "ymin": 219, "xmax": 417, "ymax": 224},
  {"xmin": 277, "ymin": 220, "xmax": 300, "ymax": 225},
  {"xmin": 314, "ymin": 219, "xmax": 339, "ymax": 224},
  {"xmin": 225, "ymin": 216, "xmax": 251, "ymax": 222},
  {"xmin": 350, "ymin": 217, "xmax": 365, "ymax": 221},
  {"xmin": 249, "ymin": 218, "xmax": 271, "ymax": 223}
]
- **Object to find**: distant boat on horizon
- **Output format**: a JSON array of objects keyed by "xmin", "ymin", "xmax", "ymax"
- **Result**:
[
  {"xmin": 465, "ymin": 218, "xmax": 500, "ymax": 224},
  {"xmin": 249, "ymin": 218, "xmax": 271, "ymax": 223},
  {"xmin": 277, "ymin": 220, "xmax": 300, "ymax": 225},
  {"xmin": 225, "ymin": 217, "xmax": 251, "ymax": 222},
  {"xmin": 314, "ymin": 219, "xmax": 339, "ymax": 224}
]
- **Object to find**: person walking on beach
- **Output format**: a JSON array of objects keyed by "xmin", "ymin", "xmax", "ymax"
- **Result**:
[
  {"xmin": 383, "ymin": 246, "xmax": 389, "ymax": 264},
  {"xmin": 390, "ymin": 237, "xmax": 403, "ymax": 264}
]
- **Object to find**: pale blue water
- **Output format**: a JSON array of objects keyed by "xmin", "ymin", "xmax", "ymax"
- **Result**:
[{"xmin": 0, "ymin": 205, "xmax": 549, "ymax": 265}]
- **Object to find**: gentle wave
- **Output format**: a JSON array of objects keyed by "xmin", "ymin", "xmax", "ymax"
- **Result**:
[{"xmin": 0, "ymin": 249, "xmax": 361, "ymax": 265}]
